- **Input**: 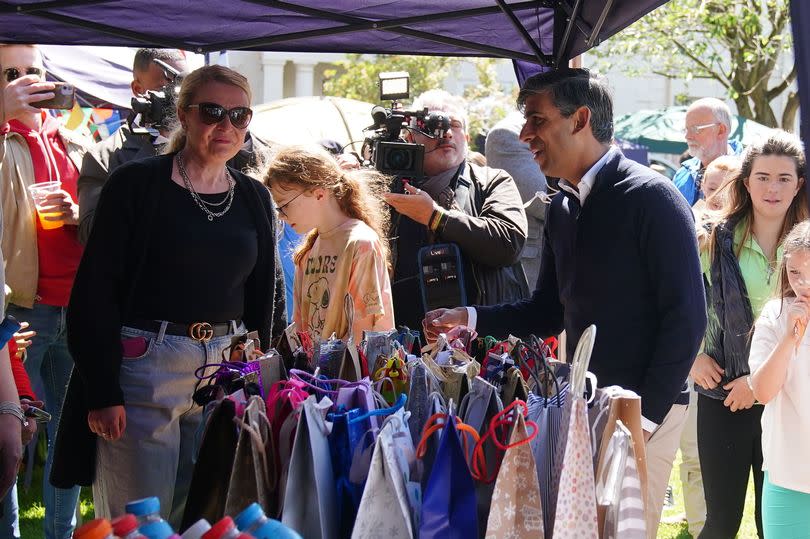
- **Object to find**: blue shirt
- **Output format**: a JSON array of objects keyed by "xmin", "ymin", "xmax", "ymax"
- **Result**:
[
  {"xmin": 278, "ymin": 223, "xmax": 302, "ymax": 320},
  {"xmin": 673, "ymin": 140, "xmax": 743, "ymax": 205}
]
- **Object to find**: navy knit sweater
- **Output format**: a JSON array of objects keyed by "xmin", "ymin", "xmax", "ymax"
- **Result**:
[{"xmin": 477, "ymin": 150, "xmax": 707, "ymax": 424}]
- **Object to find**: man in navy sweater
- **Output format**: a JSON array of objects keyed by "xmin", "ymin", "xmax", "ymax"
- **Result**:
[{"xmin": 425, "ymin": 68, "xmax": 707, "ymax": 536}]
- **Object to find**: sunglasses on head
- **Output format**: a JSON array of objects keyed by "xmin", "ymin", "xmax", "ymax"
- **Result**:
[
  {"xmin": 186, "ymin": 102, "xmax": 253, "ymax": 129},
  {"xmin": 3, "ymin": 66, "xmax": 44, "ymax": 83}
]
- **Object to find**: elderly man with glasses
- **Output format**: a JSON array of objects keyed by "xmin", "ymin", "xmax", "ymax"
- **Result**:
[
  {"xmin": 673, "ymin": 97, "xmax": 743, "ymax": 206},
  {"xmin": 0, "ymin": 43, "xmax": 92, "ymax": 539}
]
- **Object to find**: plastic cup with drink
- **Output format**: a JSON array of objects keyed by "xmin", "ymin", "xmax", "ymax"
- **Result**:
[{"xmin": 27, "ymin": 181, "xmax": 64, "ymax": 230}]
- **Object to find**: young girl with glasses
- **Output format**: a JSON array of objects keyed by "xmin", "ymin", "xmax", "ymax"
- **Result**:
[
  {"xmin": 264, "ymin": 145, "xmax": 395, "ymax": 343},
  {"xmin": 749, "ymin": 219, "xmax": 810, "ymax": 539}
]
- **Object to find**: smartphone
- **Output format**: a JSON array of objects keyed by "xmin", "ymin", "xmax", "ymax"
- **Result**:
[
  {"xmin": 24, "ymin": 405, "xmax": 52, "ymax": 424},
  {"xmin": 31, "ymin": 82, "xmax": 76, "ymax": 110}
]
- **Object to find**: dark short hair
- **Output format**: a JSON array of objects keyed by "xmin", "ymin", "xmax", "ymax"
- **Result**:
[
  {"xmin": 517, "ymin": 68, "xmax": 614, "ymax": 144},
  {"xmin": 133, "ymin": 48, "xmax": 186, "ymax": 73}
]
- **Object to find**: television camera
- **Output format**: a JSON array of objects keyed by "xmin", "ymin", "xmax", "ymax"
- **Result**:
[
  {"xmin": 363, "ymin": 72, "xmax": 451, "ymax": 192},
  {"xmin": 130, "ymin": 59, "xmax": 184, "ymax": 132}
]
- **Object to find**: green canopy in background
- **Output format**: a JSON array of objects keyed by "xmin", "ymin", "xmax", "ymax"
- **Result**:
[{"xmin": 614, "ymin": 106, "xmax": 773, "ymax": 155}]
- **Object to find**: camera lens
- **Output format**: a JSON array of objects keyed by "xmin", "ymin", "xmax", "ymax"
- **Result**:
[{"xmin": 386, "ymin": 148, "xmax": 413, "ymax": 170}]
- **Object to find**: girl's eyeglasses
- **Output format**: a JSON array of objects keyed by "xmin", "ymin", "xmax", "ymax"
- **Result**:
[
  {"xmin": 4, "ymin": 67, "xmax": 44, "ymax": 83},
  {"xmin": 275, "ymin": 191, "xmax": 305, "ymax": 218},
  {"xmin": 186, "ymin": 102, "xmax": 253, "ymax": 129}
]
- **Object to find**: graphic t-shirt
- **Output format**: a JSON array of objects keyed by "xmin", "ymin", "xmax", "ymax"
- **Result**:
[{"xmin": 294, "ymin": 219, "xmax": 394, "ymax": 343}]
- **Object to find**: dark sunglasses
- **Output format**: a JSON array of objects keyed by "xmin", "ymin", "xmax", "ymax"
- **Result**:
[
  {"xmin": 186, "ymin": 102, "xmax": 253, "ymax": 129},
  {"xmin": 3, "ymin": 66, "xmax": 44, "ymax": 83}
]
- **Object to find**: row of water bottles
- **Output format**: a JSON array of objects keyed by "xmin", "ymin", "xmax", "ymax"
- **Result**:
[{"xmin": 73, "ymin": 496, "xmax": 302, "ymax": 539}]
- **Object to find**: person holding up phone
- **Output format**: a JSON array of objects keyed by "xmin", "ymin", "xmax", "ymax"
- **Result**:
[{"xmin": 0, "ymin": 43, "xmax": 92, "ymax": 539}]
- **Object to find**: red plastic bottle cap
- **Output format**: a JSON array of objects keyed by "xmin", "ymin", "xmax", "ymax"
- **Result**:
[
  {"xmin": 112, "ymin": 514, "xmax": 139, "ymax": 536},
  {"xmin": 202, "ymin": 517, "xmax": 235, "ymax": 539},
  {"xmin": 74, "ymin": 518, "xmax": 113, "ymax": 539}
]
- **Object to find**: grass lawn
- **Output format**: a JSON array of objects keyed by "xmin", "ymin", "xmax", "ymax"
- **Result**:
[
  {"xmin": 15, "ymin": 447, "xmax": 758, "ymax": 538},
  {"xmin": 658, "ymin": 451, "xmax": 759, "ymax": 538}
]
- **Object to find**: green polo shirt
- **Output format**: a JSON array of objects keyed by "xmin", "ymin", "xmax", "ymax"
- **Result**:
[{"xmin": 701, "ymin": 220, "xmax": 783, "ymax": 320}]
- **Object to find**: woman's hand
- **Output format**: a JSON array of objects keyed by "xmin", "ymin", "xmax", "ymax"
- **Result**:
[
  {"xmin": 13, "ymin": 322, "xmax": 35, "ymax": 359},
  {"xmin": 88, "ymin": 405, "xmax": 126, "ymax": 442},
  {"xmin": 0, "ymin": 414, "xmax": 22, "ymax": 497},
  {"xmin": 18, "ymin": 399, "xmax": 41, "ymax": 446},
  {"xmin": 786, "ymin": 296, "xmax": 810, "ymax": 344},
  {"xmin": 690, "ymin": 353, "xmax": 724, "ymax": 390},
  {"xmin": 723, "ymin": 376, "xmax": 755, "ymax": 412}
]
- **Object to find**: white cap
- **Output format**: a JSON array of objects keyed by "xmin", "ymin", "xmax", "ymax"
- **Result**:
[{"xmin": 180, "ymin": 519, "xmax": 211, "ymax": 539}]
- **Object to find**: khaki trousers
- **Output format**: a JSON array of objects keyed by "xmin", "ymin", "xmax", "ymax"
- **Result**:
[
  {"xmin": 646, "ymin": 403, "xmax": 690, "ymax": 538},
  {"xmin": 679, "ymin": 385, "xmax": 706, "ymax": 537}
]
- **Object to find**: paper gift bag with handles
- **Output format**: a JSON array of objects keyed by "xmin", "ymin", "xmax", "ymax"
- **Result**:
[
  {"xmin": 225, "ymin": 396, "xmax": 277, "ymax": 516},
  {"xmin": 281, "ymin": 395, "xmax": 338, "ymax": 539},
  {"xmin": 485, "ymin": 404, "xmax": 544, "ymax": 539},
  {"xmin": 352, "ymin": 409, "xmax": 420, "ymax": 539}
]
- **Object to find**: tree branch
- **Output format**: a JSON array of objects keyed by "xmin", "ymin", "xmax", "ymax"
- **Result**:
[
  {"xmin": 671, "ymin": 38, "xmax": 732, "ymax": 88},
  {"xmin": 768, "ymin": 63, "xmax": 797, "ymax": 101}
]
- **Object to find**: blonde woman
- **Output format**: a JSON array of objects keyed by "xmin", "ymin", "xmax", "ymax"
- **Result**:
[{"xmin": 53, "ymin": 65, "xmax": 286, "ymax": 526}]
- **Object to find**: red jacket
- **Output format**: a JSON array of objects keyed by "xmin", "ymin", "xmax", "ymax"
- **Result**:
[{"xmin": 8, "ymin": 339, "xmax": 35, "ymax": 400}]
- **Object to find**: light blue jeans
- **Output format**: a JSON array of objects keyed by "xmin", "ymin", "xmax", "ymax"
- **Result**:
[
  {"xmin": 4, "ymin": 303, "xmax": 80, "ymax": 539},
  {"xmin": 92, "ymin": 321, "xmax": 240, "ymax": 530}
]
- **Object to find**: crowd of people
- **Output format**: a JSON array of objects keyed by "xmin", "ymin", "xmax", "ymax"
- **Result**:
[{"xmin": 0, "ymin": 43, "xmax": 809, "ymax": 539}]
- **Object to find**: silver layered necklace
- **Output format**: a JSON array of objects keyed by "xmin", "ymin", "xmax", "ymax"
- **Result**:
[{"xmin": 176, "ymin": 151, "xmax": 235, "ymax": 221}]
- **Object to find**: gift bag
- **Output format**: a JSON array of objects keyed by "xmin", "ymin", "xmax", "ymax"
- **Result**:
[
  {"xmin": 485, "ymin": 411, "xmax": 544, "ymax": 538},
  {"xmin": 181, "ymin": 398, "xmax": 238, "ymax": 531},
  {"xmin": 597, "ymin": 421, "xmax": 646, "ymax": 539},
  {"xmin": 551, "ymin": 327, "xmax": 599, "ymax": 539},
  {"xmin": 417, "ymin": 392, "xmax": 447, "ymax": 488},
  {"xmin": 458, "ymin": 376, "xmax": 503, "ymax": 535},
  {"xmin": 225, "ymin": 396, "xmax": 277, "ymax": 516},
  {"xmin": 419, "ymin": 412, "xmax": 478, "ymax": 539},
  {"xmin": 528, "ymin": 388, "xmax": 566, "ymax": 537},
  {"xmin": 352, "ymin": 410, "xmax": 419, "ymax": 539},
  {"xmin": 328, "ymin": 406, "xmax": 366, "ymax": 539},
  {"xmin": 281, "ymin": 395, "xmax": 338, "ymax": 539}
]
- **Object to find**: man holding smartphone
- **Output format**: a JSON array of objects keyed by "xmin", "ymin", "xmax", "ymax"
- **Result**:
[{"xmin": 0, "ymin": 43, "xmax": 91, "ymax": 539}]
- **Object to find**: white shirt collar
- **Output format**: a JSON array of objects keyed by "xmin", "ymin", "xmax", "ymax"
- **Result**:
[{"xmin": 558, "ymin": 146, "xmax": 616, "ymax": 206}]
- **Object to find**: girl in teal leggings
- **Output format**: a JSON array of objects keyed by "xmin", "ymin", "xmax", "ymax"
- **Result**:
[{"xmin": 750, "ymin": 217, "xmax": 810, "ymax": 539}]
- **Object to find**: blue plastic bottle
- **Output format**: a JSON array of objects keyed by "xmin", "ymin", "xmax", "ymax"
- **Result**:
[
  {"xmin": 125, "ymin": 497, "xmax": 164, "ymax": 526},
  {"xmin": 233, "ymin": 503, "xmax": 302, "ymax": 539},
  {"xmin": 139, "ymin": 520, "xmax": 178, "ymax": 539}
]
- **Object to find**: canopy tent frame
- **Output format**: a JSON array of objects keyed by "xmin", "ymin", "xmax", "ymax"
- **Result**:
[{"xmin": 0, "ymin": 0, "xmax": 660, "ymax": 69}]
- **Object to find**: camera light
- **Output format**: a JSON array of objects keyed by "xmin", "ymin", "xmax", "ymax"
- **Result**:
[{"xmin": 379, "ymin": 71, "xmax": 410, "ymax": 101}]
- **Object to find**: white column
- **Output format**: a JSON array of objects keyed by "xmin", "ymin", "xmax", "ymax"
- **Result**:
[
  {"xmin": 294, "ymin": 62, "xmax": 316, "ymax": 97},
  {"xmin": 261, "ymin": 52, "xmax": 285, "ymax": 102}
]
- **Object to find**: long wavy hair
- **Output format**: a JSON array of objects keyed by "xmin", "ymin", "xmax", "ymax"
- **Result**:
[
  {"xmin": 163, "ymin": 65, "xmax": 252, "ymax": 155},
  {"xmin": 702, "ymin": 130, "xmax": 808, "ymax": 261},
  {"xmin": 775, "ymin": 219, "xmax": 810, "ymax": 301},
  {"xmin": 263, "ymin": 145, "xmax": 391, "ymax": 268}
]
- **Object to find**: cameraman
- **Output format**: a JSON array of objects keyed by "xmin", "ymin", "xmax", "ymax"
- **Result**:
[
  {"xmin": 78, "ymin": 48, "xmax": 271, "ymax": 244},
  {"xmin": 384, "ymin": 89, "xmax": 528, "ymax": 331}
]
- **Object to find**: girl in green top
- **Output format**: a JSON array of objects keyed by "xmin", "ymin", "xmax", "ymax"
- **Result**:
[{"xmin": 691, "ymin": 131, "xmax": 807, "ymax": 539}]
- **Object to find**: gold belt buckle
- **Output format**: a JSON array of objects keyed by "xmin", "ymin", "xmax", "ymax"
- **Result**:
[{"xmin": 189, "ymin": 322, "xmax": 214, "ymax": 343}]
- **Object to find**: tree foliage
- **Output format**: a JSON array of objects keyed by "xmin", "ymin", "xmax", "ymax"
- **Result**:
[
  {"xmin": 323, "ymin": 54, "xmax": 516, "ymax": 152},
  {"xmin": 593, "ymin": 0, "xmax": 797, "ymax": 130},
  {"xmin": 322, "ymin": 54, "xmax": 460, "ymax": 106}
]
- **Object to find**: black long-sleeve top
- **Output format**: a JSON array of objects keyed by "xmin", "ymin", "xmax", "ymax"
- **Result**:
[
  {"xmin": 51, "ymin": 153, "xmax": 286, "ymax": 487},
  {"xmin": 477, "ymin": 150, "xmax": 707, "ymax": 424}
]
